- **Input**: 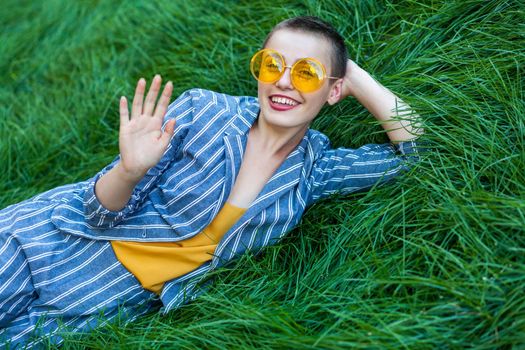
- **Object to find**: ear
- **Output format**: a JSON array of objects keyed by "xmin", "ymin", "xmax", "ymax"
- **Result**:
[{"xmin": 326, "ymin": 79, "xmax": 344, "ymax": 105}]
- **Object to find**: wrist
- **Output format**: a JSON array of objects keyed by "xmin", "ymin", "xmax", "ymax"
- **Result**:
[
  {"xmin": 342, "ymin": 62, "xmax": 369, "ymax": 98},
  {"xmin": 114, "ymin": 162, "xmax": 146, "ymax": 185}
]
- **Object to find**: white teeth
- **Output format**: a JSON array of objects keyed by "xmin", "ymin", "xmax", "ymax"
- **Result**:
[{"xmin": 271, "ymin": 96, "xmax": 298, "ymax": 106}]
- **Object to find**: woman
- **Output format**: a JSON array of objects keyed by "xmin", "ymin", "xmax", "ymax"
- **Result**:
[{"xmin": 0, "ymin": 16, "xmax": 423, "ymax": 348}]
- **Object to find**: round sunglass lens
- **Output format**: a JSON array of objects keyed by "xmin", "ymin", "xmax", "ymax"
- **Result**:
[
  {"xmin": 250, "ymin": 50, "xmax": 283, "ymax": 83},
  {"xmin": 292, "ymin": 59, "xmax": 324, "ymax": 92}
]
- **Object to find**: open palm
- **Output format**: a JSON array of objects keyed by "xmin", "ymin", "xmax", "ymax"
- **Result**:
[{"xmin": 118, "ymin": 75, "xmax": 176, "ymax": 181}]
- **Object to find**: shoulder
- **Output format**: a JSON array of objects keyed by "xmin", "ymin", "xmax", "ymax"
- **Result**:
[
  {"xmin": 170, "ymin": 89, "xmax": 259, "ymax": 135},
  {"xmin": 178, "ymin": 88, "xmax": 258, "ymax": 113},
  {"xmin": 180, "ymin": 89, "xmax": 259, "ymax": 132},
  {"xmin": 304, "ymin": 128, "xmax": 332, "ymax": 159}
]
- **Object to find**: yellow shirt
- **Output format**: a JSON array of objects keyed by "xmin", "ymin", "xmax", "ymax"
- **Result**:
[{"xmin": 111, "ymin": 202, "xmax": 246, "ymax": 294}]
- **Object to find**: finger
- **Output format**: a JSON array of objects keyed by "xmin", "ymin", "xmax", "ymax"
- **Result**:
[
  {"xmin": 160, "ymin": 119, "xmax": 176, "ymax": 146},
  {"xmin": 143, "ymin": 74, "xmax": 162, "ymax": 116},
  {"xmin": 131, "ymin": 78, "xmax": 146, "ymax": 119},
  {"xmin": 153, "ymin": 81, "xmax": 173, "ymax": 119},
  {"xmin": 164, "ymin": 118, "xmax": 176, "ymax": 135},
  {"xmin": 119, "ymin": 96, "xmax": 129, "ymax": 127}
]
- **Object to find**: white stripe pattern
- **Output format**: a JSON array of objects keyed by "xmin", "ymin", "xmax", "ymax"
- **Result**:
[{"xmin": 1, "ymin": 89, "xmax": 422, "ymax": 347}]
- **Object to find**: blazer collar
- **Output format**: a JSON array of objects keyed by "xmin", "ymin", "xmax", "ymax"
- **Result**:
[{"xmin": 222, "ymin": 99, "xmax": 309, "ymax": 215}]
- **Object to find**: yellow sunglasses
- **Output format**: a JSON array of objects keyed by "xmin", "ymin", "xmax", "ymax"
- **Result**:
[{"xmin": 250, "ymin": 49, "xmax": 339, "ymax": 93}]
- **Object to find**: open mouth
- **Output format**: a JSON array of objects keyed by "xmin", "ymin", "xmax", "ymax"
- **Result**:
[{"xmin": 269, "ymin": 95, "xmax": 301, "ymax": 111}]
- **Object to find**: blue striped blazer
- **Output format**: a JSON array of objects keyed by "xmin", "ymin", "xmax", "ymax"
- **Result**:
[{"xmin": 48, "ymin": 88, "xmax": 420, "ymax": 311}]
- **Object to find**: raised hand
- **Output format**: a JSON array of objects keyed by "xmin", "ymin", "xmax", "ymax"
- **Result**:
[
  {"xmin": 118, "ymin": 75, "xmax": 176, "ymax": 182},
  {"xmin": 338, "ymin": 60, "xmax": 423, "ymax": 142},
  {"xmin": 339, "ymin": 59, "xmax": 359, "ymax": 100}
]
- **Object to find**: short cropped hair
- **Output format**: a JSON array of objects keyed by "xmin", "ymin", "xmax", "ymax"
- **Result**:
[{"xmin": 263, "ymin": 16, "xmax": 348, "ymax": 78}]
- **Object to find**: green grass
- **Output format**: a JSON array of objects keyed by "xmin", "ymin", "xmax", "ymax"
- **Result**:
[{"xmin": 1, "ymin": 0, "xmax": 524, "ymax": 348}]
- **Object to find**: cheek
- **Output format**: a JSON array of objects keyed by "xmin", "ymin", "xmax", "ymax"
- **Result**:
[
  {"xmin": 257, "ymin": 82, "xmax": 270, "ymax": 98},
  {"xmin": 306, "ymin": 90, "xmax": 329, "ymax": 108}
]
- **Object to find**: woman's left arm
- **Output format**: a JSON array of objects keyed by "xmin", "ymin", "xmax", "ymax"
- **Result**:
[{"xmin": 340, "ymin": 60, "xmax": 424, "ymax": 143}]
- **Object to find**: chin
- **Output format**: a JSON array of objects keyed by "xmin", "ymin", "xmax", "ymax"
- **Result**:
[{"xmin": 259, "ymin": 103, "xmax": 312, "ymax": 130}]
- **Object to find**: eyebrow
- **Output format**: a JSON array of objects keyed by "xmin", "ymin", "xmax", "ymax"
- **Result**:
[{"xmin": 266, "ymin": 48, "xmax": 325, "ymax": 65}]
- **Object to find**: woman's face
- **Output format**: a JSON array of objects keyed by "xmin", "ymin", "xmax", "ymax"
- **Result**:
[{"xmin": 257, "ymin": 29, "xmax": 342, "ymax": 132}]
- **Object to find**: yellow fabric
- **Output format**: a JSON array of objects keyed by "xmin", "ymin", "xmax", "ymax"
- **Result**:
[{"xmin": 111, "ymin": 202, "xmax": 246, "ymax": 294}]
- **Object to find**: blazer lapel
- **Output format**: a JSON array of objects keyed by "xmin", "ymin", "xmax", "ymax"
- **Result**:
[
  {"xmin": 218, "ymin": 92, "xmax": 310, "ymax": 216},
  {"xmin": 212, "ymin": 133, "xmax": 309, "ymax": 268},
  {"xmin": 222, "ymin": 134, "xmax": 247, "ymax": 197},
  {"xmin": 217, "ymin": 103, "xmax": 256, "ymax": 215},
  {"xmin": 246, "ymin": 134, "xmax": 307, "ymax": 215}
]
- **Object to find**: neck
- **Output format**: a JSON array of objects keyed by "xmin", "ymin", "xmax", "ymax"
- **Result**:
[{"xmin": 251, "ymin": 115, "xmax": 309, "ymax": 157}]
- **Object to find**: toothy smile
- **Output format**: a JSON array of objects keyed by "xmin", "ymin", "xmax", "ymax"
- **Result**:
[{"xmin": 270, "ymin": 96, "xmax": 299, "ymax": 106}]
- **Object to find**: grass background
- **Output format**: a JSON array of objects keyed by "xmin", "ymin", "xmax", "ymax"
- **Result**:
[{"xmin": 1, "ymin": 0, "xmax": 524, "ymax": 348}]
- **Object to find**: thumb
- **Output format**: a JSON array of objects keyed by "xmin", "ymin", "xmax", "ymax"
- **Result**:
[{"xmin": 160, "ymin": 118, "xmax": 176, "ymax": 145}]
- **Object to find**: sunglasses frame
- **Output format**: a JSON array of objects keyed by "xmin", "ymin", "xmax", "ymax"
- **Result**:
[{"xmin": 250, "ymin": 49, "xmax": 340, "ymax": 93}]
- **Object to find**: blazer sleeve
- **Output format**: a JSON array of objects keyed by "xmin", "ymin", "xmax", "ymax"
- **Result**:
[
  {"xmin": 307, "ymin": 139, "xmax": 423, "ymax": 204},
  {"xmin": 82, "ymin": 89, "xmax": 197, "ymax": 229}
]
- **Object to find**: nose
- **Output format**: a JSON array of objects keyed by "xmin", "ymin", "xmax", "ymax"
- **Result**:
[{"xmin": 275, "ymin": 66, "xmax": 294, "ymax": 90}]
